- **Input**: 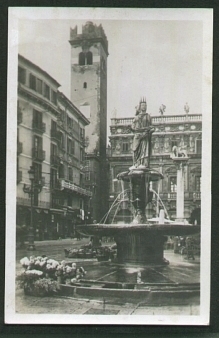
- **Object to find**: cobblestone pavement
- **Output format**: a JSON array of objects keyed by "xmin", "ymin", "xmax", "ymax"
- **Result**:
[{"xmin": 15, "ymin": 238, "xmax": 200, "ymax": 316}]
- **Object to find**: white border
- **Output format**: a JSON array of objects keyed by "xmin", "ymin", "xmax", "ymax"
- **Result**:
[{"xmin": 6, "ymin": 7, "xmax": 213, "ymax": 325}]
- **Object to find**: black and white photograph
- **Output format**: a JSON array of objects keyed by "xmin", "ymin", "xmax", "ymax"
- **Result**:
[{"xmin": 6, "ymin": 7, "xmax": 212, "ymax": 325}]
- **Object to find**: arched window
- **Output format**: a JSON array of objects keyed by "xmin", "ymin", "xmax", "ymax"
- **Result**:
[
  {"xmin": 86, "ymin": 51, "xmax": 93, "ymax": 65},
  {"xmin": 79, "ymin": 52, "xmax": 85, "ymax": 66},
  {"xmin": 83, "ymin": 82, "xmax": 87, "ymax": 89}
]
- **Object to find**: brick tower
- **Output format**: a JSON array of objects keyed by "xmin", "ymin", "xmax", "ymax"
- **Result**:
[{"xmin": 69, "ymin": 21, "xmax": 109, "ymax": 222}]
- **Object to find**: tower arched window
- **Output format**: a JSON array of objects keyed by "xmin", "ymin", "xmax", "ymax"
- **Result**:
[
  {"xmin": 86, "ymin": 51, "xmax": 93, "ymax": 65},
  {"xmin": 83, "ymin": 82, "xmax": 87, "ymax": 89},
  {"xmin": 79, "ymin": 52, "xmax": 85, "ymax": 66}
]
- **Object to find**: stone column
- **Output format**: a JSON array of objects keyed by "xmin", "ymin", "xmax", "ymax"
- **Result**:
[{"xmin": 172, "ymin": 157, "xmax": 189, "ymax": 223}]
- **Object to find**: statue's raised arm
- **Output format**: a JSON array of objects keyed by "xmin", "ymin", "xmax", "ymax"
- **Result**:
[{"xmin": 131, "ymin": 98, "xmax": 154, "ymax": 168}]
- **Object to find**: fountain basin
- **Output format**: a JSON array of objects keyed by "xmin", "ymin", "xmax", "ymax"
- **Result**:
[
  {"xmin": 59, "ymin": 258, "xmax": 200, "ymax": 306},
  {"xmin": 78, "ymin": 224, "xmax": 200, "ymax": 265}
]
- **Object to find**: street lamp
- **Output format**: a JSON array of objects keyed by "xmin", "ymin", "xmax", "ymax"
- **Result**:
[{"xmin": 23, "ymin": 166, "xmax": 36, "ymax": 250}]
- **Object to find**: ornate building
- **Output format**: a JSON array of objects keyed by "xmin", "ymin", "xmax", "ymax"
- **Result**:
[
  {"xmin": 69, "ymin": 21, "xmax": 109, "ymax": 222},
  {"xmin": 108, "ymin": 112, "xmax": 202, "ymax": 224},
  {"xmin": 17, "ymin": 54, "xmax": 91, "ymax": 240}
]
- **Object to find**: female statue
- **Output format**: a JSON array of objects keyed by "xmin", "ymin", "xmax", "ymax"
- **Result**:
[{"xmin": 131, "ymin": 99, "xmax": 154, "ymax": 167}]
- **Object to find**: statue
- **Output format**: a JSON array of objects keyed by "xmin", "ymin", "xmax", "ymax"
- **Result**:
[
  {"xmin": 159, "ymin": 104, "xmax": 166, "ymax": 115},
  {"xmin": 184, "ymin": 102, "xmax": 189, "ymax": 114},
  {"xmin": 171, "ymin": 145, "xmax": 187, "ymax": 158},
  {"xmin": 131, "ymin": 97, "xmax": 154, "ymax": 168}
]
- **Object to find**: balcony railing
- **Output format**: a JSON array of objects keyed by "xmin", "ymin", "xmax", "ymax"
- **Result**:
[
  {"xmin": 167, "ymin": 192, "xmax": 177, "ymax": 200},
  {"xmin": 59, "ymin": 179, "xmax": 92, "ymax": 197},
  {"xmin": 17, "ymin": 141, "xmax": 23, "ymax": 154},
  {"xmin": 32, "ymin": 121, "xmax": 46, "ymax": 133},
  {"xmin": 17, "ymin": 170, "xmax": 22, "ymax": 184},
  {"xmin": 32, "ymin": 148, "xmax": 45, "ymax": 161},
  {"xmin": 111, "ymin": 114, "xmax": 202, "ymax": 126},
  {"xmin": 50, "ymin": 154, "xmax": 60, "ymax": 166},
  {"xmin": 192, "ymin": 192, "xmax": 201, "ymax": 200}
]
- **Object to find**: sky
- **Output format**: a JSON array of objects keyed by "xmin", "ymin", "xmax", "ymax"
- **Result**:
[{"xmin": 13, "ymin": 8, "xmax": 210, "ymax": 134}]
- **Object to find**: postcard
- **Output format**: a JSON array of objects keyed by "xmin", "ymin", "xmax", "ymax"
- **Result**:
[{"xmin": 5, "ymin": 7, "xmax": 212, "ymax": 325}]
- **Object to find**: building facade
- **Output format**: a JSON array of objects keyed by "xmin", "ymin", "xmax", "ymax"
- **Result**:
[
  {"xmin": 108, "ymin": 113, "xmax": 202, "ymax": 224},
  {"xmin": 69, "ymin": 21, "xmax": 109, "ymax": 222},
  {"xmin": 17, "ymin": 54, "xmax": 91, "ymax": 240}
]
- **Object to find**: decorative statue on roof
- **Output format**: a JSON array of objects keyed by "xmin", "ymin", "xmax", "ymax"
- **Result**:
[
  {"xmin": 159, "ymin": 104, "xmax": 166, "ymax": 115},
  {"xmin": 131, "ymin": 97, "xmax": 155, "ymax": 168},
  {"xmin": 184, "ymin": 102, "xmax": 190, "ymax": 114}
]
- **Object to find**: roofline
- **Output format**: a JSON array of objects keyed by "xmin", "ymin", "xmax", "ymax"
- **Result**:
[
  {"xmin": 58, "ymin": 91, "xmax": 90, "ymax": 125},
  {"xmin": 18, "ymin": 54, "xmax": 61, "ymax": 88}
]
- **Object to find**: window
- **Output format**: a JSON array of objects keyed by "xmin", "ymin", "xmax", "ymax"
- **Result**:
[
  {"xmin": 68, "ymin": 167, "xmax": 73, "ymax": 181},
  {"xmin": 36, "ymin": 78, "xmax": 42, "ymax": 94},
  {"xmin": 18, "ymin": 66, "xmax": 26, "ymax": 84},
  {"xmin": 170, "ymin": 176, "xmax": 177, "ymax": 192},
  {"xmin": 51, "ymin": 90, "xmax": 57, "ymax": 104},
  {"xmin": 67, "ymin": 195, "xmax": 72, "ymax": 207},
  {"xmin": 78, "ymin": 51, "xmax": 93, "ymax": 66},
  {"xmin": 195, "ymin": 176, "xmax": 201, "ymax": 192},
  {"xmin": 29, "ymin": 73, "xmax": 36, "ymax": 90},
  {"xmin": 80, "ymin": 127, "xmax": 84, "ymax": 139},
  {"xmin": 196, "ymin": 139, "xmax": 202, "ymax": 154},
  {"xmin": 44, "ymin": 83, "xmax": 50, "ymax": 100},
  {"xmin": 86, "ymin": 51, "xmax": 93, "ymax": 65},
  {"xmin": 51, "ymin": 120, "xmax": 57, "ymax": 131},
  {"xmin": 60, "ymin": 132, "xmax": 65, "ymax": 148},
  {"xmin": 79, "ymin": 52, "xmax": 86, "ymax": 66},
  {"xmin": 33, "ymin": 109, "xmax": 43, "ymax": 129},
  {"xmin": 80, "ymin": 148, "xmax": 84, "ymax": 162},
  {"xmin": 51, "ymin": 168, "xmax": 57, "ymax": 189},
  {"xmin": 80, "ymin": 173, "xmax": 83, "ymax": 186},
  {"xmin": 33, "ymin": 162, "xmax": 42, "ymax": 183},
  {"xmin": 51, "ymin": 143, "xmax": 57, "ymax": 156},
  {"xmin": 67, "ymin": 138, "xmax": 72, "ymax": 154},
  {"xmin": 67, "ymin": 138, "xmax": 75, "ymax": 155},
  {"xmin": 67, "ymin": 116, "xmax": 73, "ymax": 129},
  {"xmin": 83, "ymin": 82, "xmax": 87, "ymax": 89},
  {"xmin": 72, "ymin": 140, "xmax": 75, "ymax": 155},
  {"xmin": 85, "ymin": 172, "xmax": 90, "ymax": 181},
  {"xmin": 33, "ymin": 135, "xmax": 42, "ymax": 151},
  {"xmin": 122, "ymin": 142, "xmax": 129, "ymax": 152},
  {"xmin": 59, "ymin": 164, "xmax": 65, "ymax": 179}
]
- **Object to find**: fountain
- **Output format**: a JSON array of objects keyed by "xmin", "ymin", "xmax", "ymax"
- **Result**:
[
  {"xmin": 78, "ymin": 97, "xmax": 199, "ymax": 266},
  {"xmin": 61, "ymin": 98, "xmax": 200, "ymax": 305}
]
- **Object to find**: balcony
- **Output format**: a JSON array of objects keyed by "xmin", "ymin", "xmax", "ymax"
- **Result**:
[
  {"xmin": 50, "ymin": 154, "xmax": 60, "ymax": 166},
  {"xmin": 59, "ymin": 179, "xmax": 92, "ymax": 197},
  {"xmin": 51, "ymin": 129, "xmax": 61, "ymax": 143},
  {"xmin": 17, "ymin": 141, "xmax": 23, "ymax": 154},
  {"xmin": 32, "ymin": 148, "xmax": 45, "ymax": 161},
  {"xmin": 32, "ymin": 121, "xmax": 46, "ymax": 134},
  {"xmin": 17, "ymin": 170, "xmax": 22, "ymax": 184}
]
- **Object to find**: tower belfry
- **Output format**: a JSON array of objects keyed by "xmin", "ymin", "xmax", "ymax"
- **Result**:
[{"xmin": 69, "ymin": 21, "xmax": 109, "ymax": 221}]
